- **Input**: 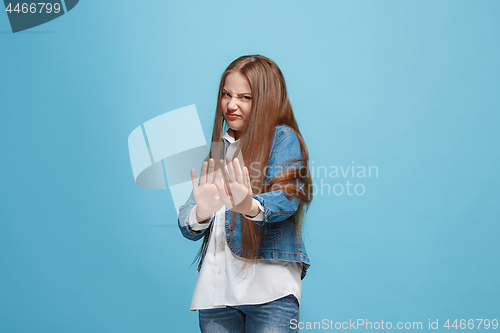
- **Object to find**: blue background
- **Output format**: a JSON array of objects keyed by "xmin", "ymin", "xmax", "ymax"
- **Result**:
[{"xmin": 1, "ymin": 1, "xmax": 499, "ymax": 332}]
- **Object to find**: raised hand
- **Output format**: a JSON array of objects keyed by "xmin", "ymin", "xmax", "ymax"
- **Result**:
[
  {"xmin": 190, "ymin": 158, "xmax": 223, "ymax": 222},
  {"xmin": 215, "ymin": 157, "xmax": 257, "ymax": 216}
]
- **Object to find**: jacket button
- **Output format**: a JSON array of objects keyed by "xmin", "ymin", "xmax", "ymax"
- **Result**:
[{"xmin": 228, "ymin": 224, "xmax": 235, "ymax": 231}]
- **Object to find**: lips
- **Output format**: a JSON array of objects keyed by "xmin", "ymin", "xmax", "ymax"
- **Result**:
[{"xmin": 226, "ymin": 113, "xmax": 240, "ymax": 120}]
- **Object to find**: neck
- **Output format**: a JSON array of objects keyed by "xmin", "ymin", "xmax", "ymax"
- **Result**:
[{"xmin": 230, "ymin": 128, "xmax": 241, "ymax": 141}]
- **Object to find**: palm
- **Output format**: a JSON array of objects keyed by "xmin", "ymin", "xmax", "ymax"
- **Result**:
[
  {"xmin": 215, "ymin": 157, "xmax": 254, "ymax": 215},
  {"xmin": 193, "ymin": 183, "xmax": 222, "ymax": 215},
  {"xmin": 190, "ymin": 159, "xmax": 223, "ymax": 220}
]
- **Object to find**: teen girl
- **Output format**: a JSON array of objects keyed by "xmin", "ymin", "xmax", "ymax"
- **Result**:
[{"xmin": 178, "ymin": 55, "xmax": 313, "ymax": 332}]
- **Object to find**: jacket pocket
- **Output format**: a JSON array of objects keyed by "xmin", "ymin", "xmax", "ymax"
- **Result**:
[{"xmin": 262, "ymin": 222, "xmax": 282, "ymax": 241}]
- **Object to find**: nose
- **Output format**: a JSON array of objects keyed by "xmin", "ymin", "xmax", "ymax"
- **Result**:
[{"xmin": 227, "ymin": 98, "xmax": 238, "ymax": 111}]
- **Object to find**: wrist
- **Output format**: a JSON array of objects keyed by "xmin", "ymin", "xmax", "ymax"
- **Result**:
[
  {"xmin": 195, "ymin": 207, "xmax": 212, "ymax": 223},
  {"xmin": 245, "ymin": 199, "xmax": 260, "ymax": 218}
]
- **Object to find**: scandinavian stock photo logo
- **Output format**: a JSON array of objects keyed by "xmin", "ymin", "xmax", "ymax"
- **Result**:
[{"xmin": 3, "ymin": 0, "xmax": 79, "ymax": 33}]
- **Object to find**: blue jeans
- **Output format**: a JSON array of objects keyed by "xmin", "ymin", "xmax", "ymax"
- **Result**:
[{"xmin": 198, "ymin": 294, "xmax": 299, "ymax": 333}]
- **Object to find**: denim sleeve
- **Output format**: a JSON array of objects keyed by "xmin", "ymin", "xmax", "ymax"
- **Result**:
[
  {"xmin": 177, "ymin": 189, "xmax": 214, "ymax": 241},
  {"xmin": 252, "ymin": 127, "xmax": 303, "ymax": 225}
]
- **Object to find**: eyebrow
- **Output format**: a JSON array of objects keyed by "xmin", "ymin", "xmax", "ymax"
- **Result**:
[{"xmin": 222, "ymin": 88, "xmax": 252, "ymax": 96}]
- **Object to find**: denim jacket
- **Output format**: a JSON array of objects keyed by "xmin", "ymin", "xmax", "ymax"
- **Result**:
[{"xmin": 177, "ymin": 125, "xmax": 310, "ymax": 279}]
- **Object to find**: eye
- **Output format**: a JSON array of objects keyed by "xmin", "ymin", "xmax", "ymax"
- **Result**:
[
  {"xmin": 222, "ymin": 92, "xmax": 230, "ymax": 98},
  {"xmin": 243, "ymin": 96, "xmax": 252, "ymax": 100}
]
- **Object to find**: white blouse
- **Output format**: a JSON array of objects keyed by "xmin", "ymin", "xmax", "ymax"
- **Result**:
[{"xmin": 185, "ymin": 131, "xmax": 302, "ymax": 311}]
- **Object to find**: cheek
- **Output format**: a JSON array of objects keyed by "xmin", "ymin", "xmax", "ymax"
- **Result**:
[
  {"xmin": 220, "ymin": 99, "xmax": 228, "ymax": 109},
  {"xmin": 243, "ymin": 105, "xmax": 252, "ymax": 118}
]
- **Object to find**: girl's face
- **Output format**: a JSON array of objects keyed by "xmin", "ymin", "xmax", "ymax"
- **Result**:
[{"xmin": 221, "ymin": 72, "xmax": 253, "ymax": 140}]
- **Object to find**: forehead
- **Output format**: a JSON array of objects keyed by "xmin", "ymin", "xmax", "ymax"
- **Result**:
[{"xmin": 223, "ymin": 72, "xmax": 251, "ymax": 94}]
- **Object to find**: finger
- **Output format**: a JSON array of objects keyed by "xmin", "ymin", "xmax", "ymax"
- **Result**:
[
  {"xmin": 225, "ymin": 156, "xmax": 236, "ymax": 183},
  {"xmin": 199, "ymin": 161, "xmax": 208, "ymax": 186},
  {"xmin": 219, "ymin": 159, "xmax": 235, "ymax": 206},
  {"xmin": 190, "ymin": 168, "xmax": 198, "ymax": 188},
  {"xmin": 233, "ymin": 158, "xmax": 243, "ymax": 184},
  {"xmin": 215, "ymin": 171, "xmax": 233, "ymax": 208},
  {"xmin": 218, "ymin": 159, "xmax": 230, "ymax": 186},
  {"xmin": 206, "ymin": 158, "xmax": 215, "ymax": 184},
  {"xmin": 214, "ymin": 166, "xmax": 226, "ymax": 191},
  {"xmin": 244, "ymin": 167, "xmax": 252, "ymax": 192}
]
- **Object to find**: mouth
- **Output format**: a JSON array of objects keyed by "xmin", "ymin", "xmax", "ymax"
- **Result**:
[{"xmin": 226, "ymin": 113, "xmax": 240, "ymax": 120}]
